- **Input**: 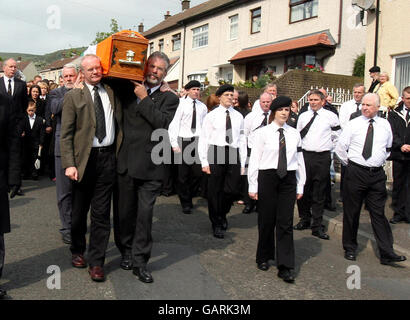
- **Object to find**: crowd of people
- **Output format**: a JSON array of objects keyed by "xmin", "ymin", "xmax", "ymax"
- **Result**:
[{"xmin": 0, "ymin": 53, "xmax": 408, "ymax": 298}]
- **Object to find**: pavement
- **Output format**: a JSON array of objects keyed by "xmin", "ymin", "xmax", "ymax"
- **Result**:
[{"xmin": 0, "ymin": 177, "xmax": 409, "ymax": 300}]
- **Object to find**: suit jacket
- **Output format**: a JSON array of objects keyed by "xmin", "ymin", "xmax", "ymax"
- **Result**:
[
  {"xmin": 0, "ymin": 77, "xmax": 27, "ymax": 130},
  {"xmin": 113, "ymin": 80, "xmax": 179, "ymax": 180},
  {"xmin": 388, "ymin": 102, "xmax": 410, "ymax": 161},
  {"xmin": 20, "ymin": 115, "xmax": 45, "ymax": 149},
  {"xmin": 0, "ymin": 95, "xmax": 21, "ymax": 234},
  {"xmin": 60, "ymin": 83, "xmax": 123, "ymax": 182},
  {"xmin": 48, "ymin": 86, "xmax": 70, "ymax": 156}
]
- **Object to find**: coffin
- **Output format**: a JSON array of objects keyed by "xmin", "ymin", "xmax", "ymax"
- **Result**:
[{"xmin": 95, "ymin": 30, "xmax": 149, "ymax": 81}]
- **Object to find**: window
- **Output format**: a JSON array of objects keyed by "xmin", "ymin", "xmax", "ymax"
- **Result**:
[
  {"xmin": 158, "ymin": 39, "xmax": 164, "ymax": 52},
  {"xmin": 251, "ymin": 7, "xmax": 261, "ymax": 34},
  {"xmin": 188, "ymin": 73, "xmax": 207, "ymax": 89},
  {"xmin": 290, "ymin": 0, "xmax": 318, "ymax": 23},
  {"xmin": 229, "ymin": 14, "xmax": 238, "ymax": 40},
  {"xmin": 285, "ymin": 52, "xmax": 316, "ymax": 71},
  {"xmin": 393, "ymin": 54, "xmax": 410, "ymax": 94},
  {"xmin": 172, "ymin": 33, "xmax": 181, "ymax": 51},
  {"xmin": 192, "ymin": 24, "xmax": 208, "ymax": 48},
  {"xmin": 149, "ymin": 42, "xmax": 154, "ymax": 55}
]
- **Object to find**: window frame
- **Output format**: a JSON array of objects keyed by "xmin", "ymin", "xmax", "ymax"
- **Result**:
[
  {"xmin": 250, "ymin": 7, "xmax": 261, "ymax": 34},
  {"xmin": 289, "ymin": 0, "xmax": 318, "ymax": 24},
  {"xmin": 158, "ymin": 39, "xmax": 164, "ymax": 52},
  {"xmin": 392, "ymin": 53, "xmax": 410, "ymax": 94},
  {"xmin": 192, "ymin": 24, "xmax": 209, "ymax": 49},
  {"xmin": 229, "ymin": 14, "xmax": 239, "ymax": 40},
  {"xmin": 149, "ymin": 42, "xmax": 154, "ymax": 55},
  {"xmin": 172, "ymin": 33, "xmax": 181, "ymax": 51}
]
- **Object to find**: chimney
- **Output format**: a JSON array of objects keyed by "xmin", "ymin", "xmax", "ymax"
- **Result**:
[
  {"xmin": 182, "ymin": 0, "xmax": 190, "ymax": 11},
  {"xmin": 164, "ymin": 11, "xmax": 171, "ymax": 19},
  {"xmin": 138, "ymin": 22, "xmax": 144, "ymax": 33}
]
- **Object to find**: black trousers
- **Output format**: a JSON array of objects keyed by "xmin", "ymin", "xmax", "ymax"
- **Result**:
[
  {"xmin": 207, "ymin": 145, "xmax": 241, "ymax": 229},
  {"xmin": 257, "ymin": 170, "xmax": 296, "ymax": 269},
  {"xmin": 70, "ymin": 147, "xmax": 115, "ymax": 267},
  {"xmin": 391, "ymin": 160, "xmax": 410, "ymax": 221},
  {"xmin": 0, "ymin": 234, "xmax": 4, "ymax": 278},
  {"xmin": 342, "ymin": 162, "xmax": 394, "ymax": 257},
  {"xmin": 297, "ymin": 151, "xmax": 331, "ymax": 230},
  {"xmin": 113, "ymin": 174, "xmax": 162, "ymax": 267},
  {"xmin": 175, "ymin": 137, "xmax": 202, "ymax": 208}
]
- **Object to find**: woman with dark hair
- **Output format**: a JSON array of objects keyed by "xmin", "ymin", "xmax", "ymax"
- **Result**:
[
  {"xmin": 235, "ymin": 91, "xmax": 250, "ymax": 118},
  {"xmin": 29, "ymin": 85, "xmax": 46, "ymax": 118},
  {"xmin": 206, "ymin": 94, "xmax": 219, "ymax": 112},
  {"xmin": 248, "ymin": 96, "xmax": 306, "ymax": 283}
]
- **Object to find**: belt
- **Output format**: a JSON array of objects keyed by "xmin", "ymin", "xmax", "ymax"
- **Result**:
[
  {"xmin": 91, "ymin": 145, "xmax": 114, "ymax": 153},
  {"xmin": 302, "ymin": 150, "xmax": 330, "ymax": 154},
  {"xmin": 348, "ymin": 160, "xmax": 383, "ymax": 172}
]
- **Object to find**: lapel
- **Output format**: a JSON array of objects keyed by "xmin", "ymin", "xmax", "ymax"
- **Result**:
[
  {"xmin": 393, "ymin": 105, "xmax": 407, "ymax": 124},
  {"xmin": 102, "ymin": 83, "xmax": 115, "ymax": 112},
  {"xmin": 0, "ymin": 77, "xmax": 7, "ymax": 95},
  {"xmin": 12, "ymin": 79, "xmax": 19, "ymax": 98},
  {"xmin": 81, "ymin": 85, "xmax": 96, "ymax": 126}
]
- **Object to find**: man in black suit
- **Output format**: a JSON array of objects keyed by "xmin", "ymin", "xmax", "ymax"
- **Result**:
[
  {"xmin": 0, "ymin": 94, "xmax": 21, "ymax": 299},
  {"xmin": 113, "ymin": 51, "xmax": 179, "ymax": 283}
]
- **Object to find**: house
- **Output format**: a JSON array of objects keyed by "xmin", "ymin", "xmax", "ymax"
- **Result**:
[
  {"xmin": 0, "ymin": 59, "xmax": 38, "ymax": 81},
  {"xmin": 362, "ymin": 0, "xmax": 410, "ymax": 94},
  {"xmin": 39, "ymin": 56, "xmax": 82, "ymax": 83},
  {"xmin": 143, "ymin": 0, "xmax": 366, "ymax": 89}
]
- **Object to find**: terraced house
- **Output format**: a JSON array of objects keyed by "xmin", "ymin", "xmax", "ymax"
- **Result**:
[{"xmin": 143, "ymin": 0, "xmax": 366, "ymax": 90}]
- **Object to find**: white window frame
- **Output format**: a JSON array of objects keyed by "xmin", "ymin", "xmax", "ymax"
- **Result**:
[
  {"xmin": 172, "ymin": 33, "xmax": 181, "ymax": 51},
  {"xmin": 229, "ymin": 14, "xmax": 239, "ymax": 40},
  {"xmin": 192, "ymin": 24, "xmax": 208, "ymax": 49},
  {"xmin": 158, "ymin": 39, "xmax": 164, "ymax": 52},
  {"xmin": 392, "ymin": 53, "xmax": 410, "ymax": 95}
]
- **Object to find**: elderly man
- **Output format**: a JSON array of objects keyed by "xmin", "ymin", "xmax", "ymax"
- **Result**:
[
  {"xmin": 243, "ymin": 92, "xmax": 273, "ymax": 213},
  {"xmin": 60, "ymin": 54, "xmax": 123, "ymax": 282},
  {"xmin": 48, "ymin": 63, "xmax": 83, "ymax": 244},
  {"xmin": 112, "ymin": 51, "xmax": 178, "ymax": 283},
  {"xmin": 335, "ymin": 93, "xmax": 406, "ymax": 264},
  {"xmin": 388, "ymin": 86, "xmax": 410, "ymax": 224},
  {"xmin": 368, "ymin": 66, "xmax": 380, "ymax": 93},
  {"xmin": 252, "ymin": 83, "xmax": 277, "ymax": 113}
]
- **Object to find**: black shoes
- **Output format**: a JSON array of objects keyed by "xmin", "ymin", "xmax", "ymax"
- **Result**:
[
  {"xmin": 0, "ymin": 287, "xmax": 6, "ymax": 299},
  {"xmin": 182, "ymin": 206, "xmax": 192, "ymax": 214},
  {"xmin": 242, "ymin": 205, "xmax": 254, "ymax": 214},
  {"xmin": 389, "ymin": 216, "xmax": 409, "ymax": 224},
  {"xmin": 213, "ymin": 226, "xmax": 224, "ymax": 239},
  {"xmin": 257, "ymin": 262, "xmax": 269, "ymax": 271},
  {"xmin": 380, "ymin": 253, "xmax": 407, "ymax": 265},
  {"xmin": 278, "ymin": 268, "xmax": 295, "ymax": 283},
  {"xmin": 324, "ymin": 204, "xmax": 336, "ymax": 211},
  {"xmin": 120, "ymin": 255, "xmax": 133, "ymax": 270},
  {"xmin": 62, "ymin": 233, "xmax": 72, "ymax": 245},
  {"xmin": 293, "ymin": 221, "xmax": 311, "ymax": 230},
  {"xmin": 344, "ymin": 251, "xmax": 356, "ymax": 261},
  {"xmin": 312, "ymin": 229, "xmax": 330, "ymax": 240},
  {"xmin": 133, "ymin": 266, "xmax": 153, "ymax": 283}
]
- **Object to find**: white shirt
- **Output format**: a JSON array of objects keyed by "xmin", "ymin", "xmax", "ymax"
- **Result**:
[
  {"xmin": 339, "ymin": 99, "xmax": 362, "ymax": 129},
  {"xmin": 248, "ymin": 122, "xmax": 306, "ymax": 194},
  {"xmin": 168, "ymin": 96, "xmax": 208, "ymax": 147},
  {"xmin": 198, "ymin": 105, "xmax": 247, "ymax": 168},
  {"xmin": 251, "ymin": 99, "xmax": 262, "ymax": 113},
  {"xmin": 3, "ymin": 76, "xmax": 14, "ymax": 95},
  {"xmin": 297, "ymin": 107, "xmax": 341, "ymax": 152},
  {"xmin": 85, "ymin": 82, "xmax": 115, "ymax": 147},
  {"xmin": 29, "ymin": 114, "xmax": 36, "ymax": 129},
  {"xmin": 244, "ymin": 109, "xmax": 271, "ymax": 149},
  {"xmin": 335, "ymin": 115, "xmax": 392, "ymax": 167}
]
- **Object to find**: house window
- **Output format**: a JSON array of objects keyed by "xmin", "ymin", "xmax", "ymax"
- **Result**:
[
  {"xmin": 192, "ymin": 24, "xmax": 208, "ymax": 48},
  {"xmin": 229, "ymin": 14, "xmax": 238, "ymax": 40},
  {"xmin": 251, "ymin": 7, "xmax": 261, "ymax": 34},
  {"xmin": 188, "ymin": 73, "xmax": 207, "ymax": 89},
  {"xmin": 393, "ymin": 54, "xmax": 410, "ymax": 94},
  {"xmin": 290, "ymin": 0, "xmax": 318, "ymax": 23},
  {"xmin": 149, "ymin": 42, "xmax": 154, "ymax": 55},
  {"xmin": 158, "ymin": 39, "xmax": 164, "ymax": 52},
  {"xmin": 172, "ymin": 33, "xmax": 181, "ymax": 51},
  {"xmin": 285, "ymin": 52, "xmax": 316, "ymax": 71}
]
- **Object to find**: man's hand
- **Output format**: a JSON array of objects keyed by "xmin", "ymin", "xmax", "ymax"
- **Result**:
[
  {"xmin": 296, "ymin": 194, "xmax": 303, "ymax": 200},
  {"xmin": 249, "ymin": 192, "xmax": 258, "ymax": 200},
  {"xmin": 9, "ymin": 185, "xmax": 19, "ymax": 199},
  {"xmin": 65, "ymin": 166, "xmax": 78, "ymax": 181},
  {"xmin": 73, "ymin": 74, "xmax": 84, "ymax": 89},
  {"xmin": 131, "ymin": 81, "xmax": 148, "ymax": 100},
  {"xmin": 172, "ymin": 146, "xmax": 181, "ymax": 153},
  {"xmin": 202, "ymin": 166, "xmax": 211, "ymax": 175},
  {"xmin": 241, "ymin": 167, "xmax": 246, "ymax": 175},
  {"xmin": 45, "ymin": 126, "xmax": 53, "ymax": 134},
  {"xmin": 400, "ymin": 144, "xmax": 410, "ymax": 153}
]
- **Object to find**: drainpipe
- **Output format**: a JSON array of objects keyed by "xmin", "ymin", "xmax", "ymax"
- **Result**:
[
  {"xmin": 373, "ymin": 0, "xmax": 380, "ymax": 66},
  {"xmin": 337, "ymin": 0, "xmax": 343, "ymax": 45},
  {"xmin": 181, "ymin": 22, "xmax": 187, "ymax": 89}
]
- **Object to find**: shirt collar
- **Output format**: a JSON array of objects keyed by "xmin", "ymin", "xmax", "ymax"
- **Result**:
[
  {"xmin": 4, "ymin": 75, "xmax": 13, "ymax": 83},
  {"xmin": 270, "ymin": 121, "xmax": 287, "ymax": 132},
  {"xmin": 85, "ymin": 82, "xmax": 102, "ymax": 93},
  {"xmin": 29, "ymin": 114, "xmax": 36, "ymax": 120},
  {"xmin": 146, "ymin": 84, "xmax": 161, "ymax": 95}
]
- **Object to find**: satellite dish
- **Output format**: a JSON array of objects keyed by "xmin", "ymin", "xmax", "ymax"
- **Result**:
[{"xmin": 352, "ymin": 0, "xmax": 375, "ymax": 10}]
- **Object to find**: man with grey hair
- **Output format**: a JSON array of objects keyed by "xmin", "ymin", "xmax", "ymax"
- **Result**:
[
  {"xmin": 335, "ymin": 93, "xmax": 406, "ymax": 265},
  {"xmin": 111, "ymin": 51, "xmax": 178, "ymax": 283},
  {"xmin": 252, "ymin": 83, "xmax": 277, "ymax": 113},
  {"xmin": 48, "ymin": 63, "xmax": 82, "ymax": 245}
]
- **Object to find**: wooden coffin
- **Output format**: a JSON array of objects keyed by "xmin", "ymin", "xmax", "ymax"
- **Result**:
[{"xmin": 96, "ymin": 30, "xmax": 149, "ymax": 81}]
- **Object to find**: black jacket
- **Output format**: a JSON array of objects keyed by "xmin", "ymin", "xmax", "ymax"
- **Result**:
[
  {"xmin": 20, "ymin": 115, "xmax": 45, "ymax": 149},
  {"xmin": 0, "ymin": 77, "xmax": 27, "ymax": 133},
  {"xmin": 388, "ymin": 102, "xmax": 410, "ymax": 161}
]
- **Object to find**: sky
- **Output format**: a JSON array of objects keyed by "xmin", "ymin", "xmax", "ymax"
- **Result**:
[{"xmin": 0, "ymin": 0, "xmax": 207, "ymax": 55}]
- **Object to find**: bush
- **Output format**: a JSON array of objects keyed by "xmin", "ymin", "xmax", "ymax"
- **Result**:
[
  {"xmin": 353, "ymin": 53, "xmax": 365, "ymax": 78},
  {"xmin": 234, "ymin": 72, "xmax": 276, "ymax": 89}
]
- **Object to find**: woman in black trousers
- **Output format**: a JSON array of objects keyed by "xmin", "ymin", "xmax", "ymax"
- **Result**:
[{"xmin": 248, "ymin": 96, "xmax": 306, "ymax": 283}]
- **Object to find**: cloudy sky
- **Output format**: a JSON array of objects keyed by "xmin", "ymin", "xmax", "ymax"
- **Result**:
[{"xmin": 0, "ymin": 0, "xmax": 207, "ymax": 55}]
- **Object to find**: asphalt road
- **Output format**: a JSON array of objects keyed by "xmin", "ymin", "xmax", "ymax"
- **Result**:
[{"xmin": 1, "ymin": 177, "xmax": 409, "ymax": 300}]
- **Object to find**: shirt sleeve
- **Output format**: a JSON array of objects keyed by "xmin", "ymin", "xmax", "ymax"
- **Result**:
[
  {"xmin": 335, "ymin": 122, "xmax": 351, "ymax": 166},
  {"xmin": 247, "ymin": 129, "xmax": 264, "ymax": 193},
  {"xmin": 168, "ymin": 103, "xmax": 183, "ymax": 148},
  {"xmin": 239, "ymin": 117, "xmax": 247, "ymax": 168},
  {"xmin": 296, "ymin": 133, "xmax": 306, "ymax": 194},
  {"xmin": 331, "ymin": 113, "xmax": 342, "ymax": 150},
  {"xmin": 198, "ymin": 113, "xmax": 212, "ymax": 168}
]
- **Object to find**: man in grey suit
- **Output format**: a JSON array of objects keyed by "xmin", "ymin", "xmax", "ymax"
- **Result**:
[{"xmin": 48, "ymin": 63, "xmax": 82, "ymax": 244}]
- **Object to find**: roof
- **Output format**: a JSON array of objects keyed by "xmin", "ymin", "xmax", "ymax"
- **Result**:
[
  {"xmin": 41, "ymin": 56, "xmax": 79, "ymax": 71},
  {"xmin": 0, "ymin": 60, "xmax": 33, "ymax": 71},
  {"xmin": 230, "ymin": 31, "xmax": 336, "ymax": 63},
  {"xmin": 143, "ymin": 0, "xmax": 250, "ymax": 38}
]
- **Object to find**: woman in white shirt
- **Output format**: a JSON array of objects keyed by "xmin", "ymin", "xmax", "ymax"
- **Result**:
[{"xmin": 248, "ymin": 96, "xmax": 306, "ymax": 283}]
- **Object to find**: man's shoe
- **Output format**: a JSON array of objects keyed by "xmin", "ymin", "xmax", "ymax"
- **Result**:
[
  {"xmin": 257, "ymin": 262, "xmax": 269, "ymax": 271},
  {"xmin": 325, "ymin": 204, "xmax": 336, "ymax": 211},
  {"xmin": 133, "ymin": 267, "xmax": 153, "ymax": 283},
  {"xmin": 312, "ymin": 229, "xmax": 330, "ymax": 240},
  {"xmin": 293, "ymin": 221, "xmax": 311, "ymax": 230},
  {"xmin": 213, "ymin": 226, "xmax": 224, "ymax": 239},
  {"xmin": 182, "ymin": 206, "xmax": 192, "ymax": 214},
  {"xmin": 242, "ymin": 205, "xmax": 254, "ymax": 214},
  {"xmin": 380, "ymin": 253, "xmax": 407, "ymax": 265},
  {"xmin": 88, "ymin": 266, "xmax": 105, "ymax": 282},
  {"xmin": 16, "ymin": 189, "xmax": 24, "ymax": 196},
  {"xmin": 72, "ymin": 254, "xmax": 87, "ymax": 268},
  {"xmin": 0, "ymin": 288, "xmax": 7, "ymax": 299},
  {"xmin": 62, "ymin": 233, "xmax": 71, "ymax": 244},
  {"xmin": 278, "ymin": 268, "xmax": 295, "ymax": 283},
  {"xmin": 344, "ymin": 251, "xmax": 356, "ymax": 261},
  {"xmin": 389, "ymin": 216, "xmax": 408, "ymax": 224},
  {"xmin": 221, "ymin": 218, "xmax": 228, "ymax": 231},
  {"xmin": 120, "ymin": 255, "xmax": 133, "ymax": 270}
]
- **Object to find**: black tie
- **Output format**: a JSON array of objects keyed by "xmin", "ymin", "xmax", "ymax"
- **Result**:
[
  {"xmin": 147, "ymin": 88, "xmax": 151, "ymax": 96},
  {"xmin": 191, "ymin": 100, "xmax": 196, "ymax": 133},
  {"xmin": 226, "ymin": 110, "xmax": 232, "ymax": 144},
  {"xmin": 261, "ymin": 112, "xmax": 268, "ymax": 127},
  {"xmin": 362, "ymin": 119, "xmax": 374, "ymax": 160},
  {"xmin": 406, "ymin": 108, "xmax": 410, "ymax": 123},
  {"xmin": 93, "ymin": 86, "xmax": 106, "ymax": 143},
  {"xmin": 277, "ymin": 128, "xmax": 287, "ymax": 178},
  {"xmin": 356, "ymin": 102, "xmax": 360, "ymax": 112},
  {"xmin": 7, "ymin": 79, "xmax": 12, "ymax": 95},
  {"xmin": 300, "ymin": 111, "xmax": 318, "ymax": 139}
]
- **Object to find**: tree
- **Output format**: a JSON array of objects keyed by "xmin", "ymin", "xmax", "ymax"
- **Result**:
[
  {"xmin": 353, "ymin": 53, "xmax": 365, "ymax": 78},
  {"xmin": 91, "ymin": 18, "xmax": 121, "ymax": 45}
]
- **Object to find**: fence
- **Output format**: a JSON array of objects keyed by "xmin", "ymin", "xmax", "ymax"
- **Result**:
[{"xmin": 298, "ymin": 86, "xmax": 354, "ymax": 110}]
